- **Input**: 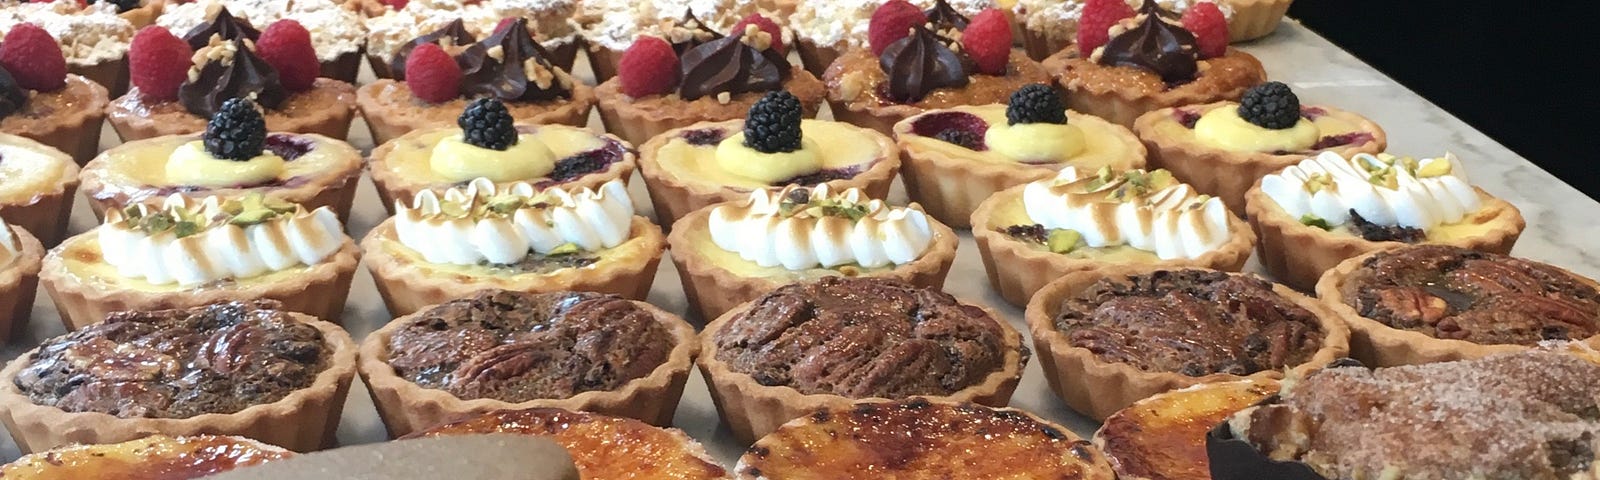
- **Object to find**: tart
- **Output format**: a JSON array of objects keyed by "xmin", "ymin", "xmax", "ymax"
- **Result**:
[
  {"xmin": 410, "ymin": 408, "xmax": 731, "ymax": 480},
  {"xmin": 367, "ymin": 98, "xmax": 636, "ymax": 213},
  {"xmin": 362, "ymin": 178, "xmax": 666, "ymax": 317},
  {"xmin": 1024, "ymin": 267, "xmax": 1349, "ymax": 420},
  {"xmin": 0, "ymin": 25, "xmax": 110, "ymax": 164},
  {"xmin": 156, "ymin": 0, "xmax": 368, "ymax": 82},
  {"xmin": 1044, "ymin": 0, "xmax": 1267, "ymax": 127},
  {"xmin": 0, "ymin": 434, "xmax": 293, "ymax": 479},
  {"xmin": 575, "ymin": 2, "xmax": 759, "ymax": 82},
  {"xmin": 699, "ymin": 277, "xmax": 1029, "ymax": 443},
  {"xmin": 0, "ymin": 133, "xmax": 79, "ymax": 246},
  {"xmin": 1014, "ymin": 0, "xmax": 1250, "ymax": 61},
  {"xmin": 1135, "ymin": 82, "xmax": 1388, "ymax": 213},
  {"xmin": 1217, "ymin": 0, "xmax": 1291, "ymax": 41},
  {"xmin": 0, "ymin": 300, "xmax": 357, "ymax": 453},
  {"xmin": 822, "ymin": 2, "xmax": 1050, "ymax": 135},
  {"xmin": 357, "ymin": 290, "xmax": 700, "ymax": 437},
  {"xmin": 668, "ymin": 184, "xmax": 958, "ymax": 320},
  {"xmin": 1095, "ymin": 379, "xmax": 1278, "ymax": 480},
  {"xmin": 1245, "ymin": 151, "xmax": 1525, "ymax": 291},
  {"xmin": 736, "ymin": 398, "xmax": 1116, "ymax": 479},
  {"xmin": 0, "ymin": 2, "xmax": 136, "ymax": 96},
  {"xmin": 364, "ymin": 0, "xmax": 580, "ymax": 79},
  {"xmin": 596, "ymin": 17, "xmax": 827, "ymax": 147},
  {"xmin": 40, "ymin": 193, "xmax": 360, "ymax": 330},
  {"xmin": 789, "ymin": 0, "xmax": 992, "ymax": 77},
  {"xmin": 893, "ymin": 84, "xmax": 1147, "ymax": 228},
  {"xmin": 1316, "ymin": 244, "xmax": 1600, "ymax": 367},
  {"xmin": 0, "ymin": 219, "xmax": 44, "ymax": 342},
  {"xmin": 972, "ymin": 166, "xmax": 1255, "ymax": 307},
  {"xmin": 357, "ymin": 18, "xmax": 594, "ymax": 145},
  {"xmin": 1214, "ymin": 347, "xmax": 1600, "ymax": 479},
  {"xmin": 637, "ymin": 91, "xmax": 900, "ymax": 226}
]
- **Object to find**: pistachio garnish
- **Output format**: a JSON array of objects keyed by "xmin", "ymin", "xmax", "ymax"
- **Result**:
[
  {"xmin": 1304, "ymin": 172, "xmax": 1335, "ymax": 194},
  {"xmin": 1299, "ymin": 214, "xmax": 1333, "ymax": 231},
  {"xmin": 1046, "ymin": 229, "xmax": 1082, "ymax": 254},
  {"xmin": 548, "ymin": 243, "xmax": 580, "ymax": 256},
  {"xmin": 777, "ymin": 191, "xmax": 873, "ymax": 222},
  {"xmin": 1416, "ymin": 159, "xmax": 1452, "ymax": 178}
]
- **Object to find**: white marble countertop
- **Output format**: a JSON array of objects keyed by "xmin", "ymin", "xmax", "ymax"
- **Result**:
[{"xmin": 3, "ymin": 19, "xmax": 1596, "ymax": 467}]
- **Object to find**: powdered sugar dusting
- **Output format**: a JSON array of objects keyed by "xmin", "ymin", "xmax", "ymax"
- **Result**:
[
  {"xmin": 790, "ymin": 0, "xmax": 995, "ymax": 50},
  {"xmin": 576, "ymin": 0, "xmax": 765, "ymax": 51},
  {"xmin": 0, "ymin": 0, "xmax": 134, "ymax": 66},
  {"xmin": 365, "ymin": 0, "xmax": 577, "ymax": 61},
  {"xmin": 157, "ymin": 0, "xmax": 367, "ymax": 62},
  {"xmin": 1013, "ymin": 0, "xmax": 1230, "ymax": 45}
]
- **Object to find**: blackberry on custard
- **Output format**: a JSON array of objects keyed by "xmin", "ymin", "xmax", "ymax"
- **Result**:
[{"xmin": 458, "ymin": 97, "xmax": 518, "ymax": 151}]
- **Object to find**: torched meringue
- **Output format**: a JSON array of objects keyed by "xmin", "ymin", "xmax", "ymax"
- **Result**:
[
  {"xmin": 1022, "ymin": 167, "xmax": 1232, "ymax": 259},
  {"xmin": 0, "ymin": 217, "xmax": 17, "ymax": 269},
  {"xmin": 708, "ymin": 184, "xmax": 935, "ymax": 270},
  {"xmin": 1259, "ymin": 151, "xmax": 1481, "ymax": 231},
  {"xmin": 99, "ymin": 194, "xmax": 346, "ymax": 287},
  {"xmin": 393, "ymin": 178, "xmax": 635, "ymax": 266}
]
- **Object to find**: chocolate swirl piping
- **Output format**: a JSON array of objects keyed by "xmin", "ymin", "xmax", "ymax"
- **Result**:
[
  {"xmin": 0, "ymin": 65, "xmax": 24, "ymax": 120},
  {"xmin": 1097, "ymin": 0, "xmax": 1200, "ymax": 84},
  {"xmin": 878, "ymin": 26, "xmax": 968, "ymax": 104},
  {"xmin": 457, "ymin": 18, "xmax": 572, "ymax": 102},
  {"xmin": 677, "ymin": 33, "xmax": 791, "ymax": 101},
  {"xmin": 178, "ymin": 39, "xmax": 288, "ymax": 117},
  {"xmin": 181, "ymin": 7, "xmax": 260, "ymax": 51},
  {"xmin": 671, "ymin": 10, "xmax": 725, "ymax": 55},
  {"xmin": 389, "ymin": 19, "xmax": 476, "ymax": 80},
  {"xmin": 924, "ymin": 0, "xmax": 970, "ymax": 32}
]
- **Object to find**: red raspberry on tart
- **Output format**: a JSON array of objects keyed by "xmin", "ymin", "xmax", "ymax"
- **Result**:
[{"xmin": 0, "ymin": 23, "xmax": 110, "ymax": 164}]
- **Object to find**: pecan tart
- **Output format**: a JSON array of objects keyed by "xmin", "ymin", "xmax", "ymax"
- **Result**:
[
  {"xmin": 40, "ymin": 193, "xmax": 359, "ymax": 330},
  {"xmin": 410, "ymin": 408, "xmax": 730, "ymax": 480},
  {"xmin": 1246, "ymin": 151, "xmax": 1525, "ymax": 291},
  {"xmin": 893, "ymin": 84, "xmax": 1147, "ymax": 228},
  {"xmin": 362, "ymin": 178, "xmax": 666, "ymax": 317},
  {"xmin": 1316, "ymin": 244, "xmax": 1600, "ymax": 367},
  {"xmin": 0, "ymin": 133, "xmax": 79, "ymax": 246},
  {"xmin": 0, "ymin": 300, "xmax": 357, "ymax": 453},
  {"xmin": 1024, "ymin": 267, "xmax": 1348, "ymax": 419},
  {"xmin": 1095, "ymin": 379, "xmax": 1278, "ymax": 480},
  {"xmin": 637, "ymin": 90, "xmax": 900, "ymax": 226},
  {"xmin": 972, "ymin": 167, "xmax": 1254, "ymax": 307},
  {"xmin": 358, "ymin": 290, "xmax": 700, "ymax": 437},
  {"xmin": 736, "ymin": 398, "xmax": 1116, "ymax": 479},
  {"xmin": 0, "ymin": 219, "xmax": 44, "ymax": 341},
  {"xmin": 0, "ymin": 434, "xmax": 293, "ymax": 479},
  {"xmin": 668, "ymin": 184, "xmax": 957, "ymax": 320},
  {"xmin": 699, "ymin": 277, "xmax": 1028, "ymax": 443},
  {"xmin": 0, "ymin": 25, "xmax": 110, "ymax": 164}
]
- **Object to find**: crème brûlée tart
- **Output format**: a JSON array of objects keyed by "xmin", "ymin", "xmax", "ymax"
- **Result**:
[
  {"xmin": 736, "ymin": 398, "xmax": 1116, "ymax": 479},
  {"xmin": 0, "ymin": 28, "xmax": 110, "ymax": 165},
  {"xmin": 410, "ymin": 408, "xmax": 731, "ymax": 480},
  {"xmin": 358, "ymin": 290, "xmax": 699, "ymax": 437},
  {"xmin": 1024, "ymin": 267, "xmax": 1348, "ymax": 419},
  {"xmin": 638, "ymin": 90, "xmax": 900, "ymax": 226},
  {"xmin": 361, "ymin": 178, "xmax": 666, "ymax": 317},
  {"xmin": 668, "ymin": 184, "xmax": 957, "ymax": 320},
  {"xmin": 1094, "ymin": 379, "xmax": 1278, "ymax": 480},
  {"xmin": 699, "ymin": 277, "xmax": 1028, "ymax": 443},
  {"xmin": 0, "ymin": 133, "xmax": 79, "ymax": 246},
  {"xmin": 0, "ymin": 434, "xmax": 293, "ymax": 479},
  {"xmin": 0, "ymin": 300, "xmax": 357, "ymax": 453},
  {"xmin": 1245, "ymin": 151, "xmax": 1525, "ymax": 291},
  {"xmin": 972, "ymin": 166, "xmax": 1255, "ymax": 307},
  {"xmin": 0, "ymin": 219, "xmax": 44, "ymax": 342},
  {"xmin": 40, "ymin": 193, "xmax": 360, "ymax": 330},
  {"xmin": 1316, "ymin": 245, "xmax": 1600, "ymax": 367},
  {"xmin": 368, "ymin": 98, "xmax": 636, "ymax": 214},
  {"xmin": 1135, "ymin": 82, "xmax": 1388, "ymax": 213},
  {"xmin": 893, "ymin": 84, "xmax": 1147, "ymax": 228}
]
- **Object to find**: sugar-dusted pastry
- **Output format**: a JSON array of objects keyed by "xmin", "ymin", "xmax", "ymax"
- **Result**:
[
  {"xmin": 0, "ymin": 133, "xmax": 79, "ymax": 246},
  {"xmin": 789, "ymin": 0, "xmax": 996, "ymax": 76},
  {"xmin": 413, "ymin": 408, "xmax": 731, "ymax": 480},
  {"xmin": 0, "ymin": 218, "xmax": 43, "ymax": 341},
  {"xmin": 0, "ymin": 23, "xmax": 110, "ymax": 164},
  {"xmin": 573, "ymin": 0, "xmax": 765, "ymax": 82},
  {"xmin": 0, "ymin": 435, "xmax": 293, "ymax": 479}
]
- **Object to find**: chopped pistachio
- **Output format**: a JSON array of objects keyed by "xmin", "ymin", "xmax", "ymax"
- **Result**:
[
  {"xmin": 1148, "ymin": 169, "xmax": 1174, "ymax": 189},
  {"xmin": 1367, "ymin": 167, "xmax": 1398, "ymax": 189},
  {"xmin": 1046, "ymin": 229, "xmax": 1082, "ymax": 254},
  {"xmin": 173, "ymin": 220, "xmax": 202, "ymax": 238},
  {"xmin": 229, "ymin": 207, "xmax": 278, "ymax": 226},
  {"xmin": 141, "ymin": 214, "xmax": 174, "ymax": 234},
  {"xmin": 1299, "ymin": 214, "xmax": 1333, "ymax": 231},
  {"xmin": 1416, "ymin": 159, "xmax": 1452, "ymax": 178},
  {"xmin": 1305, "ymin": 172, "xmax": 1334, "ymax": 194},
  {"xmin": 485, "ymin": 195, "xmax": 526, "ymax": 215},
  {"xmin": 547, "ymin": 243, "xmax": 581, "ymax": 256},
  {"xmin": 439, "ymin": 201, "xmax": 469, "ymax": 218}
]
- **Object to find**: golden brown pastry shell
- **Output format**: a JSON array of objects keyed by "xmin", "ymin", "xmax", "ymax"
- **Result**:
[
  {"xmin": 108, "ymin": 79, "xmax": 357, "ymax": 142},
  {"xmin": 0, "ymin": 135, "xmax": 79, "ymax": 247},
  {"xmin": 1093, "ymin": 379, "xmax": 1280, "ymax": 480},
  {"xmin": 824, "ymin": 50, "xmax": 1051, "ymax": 135},
  {"xmin": 595, "ymin": 68, "xmax": 827, "ymax": 147},
  {"xmin": 1, "ymin": 75, "xmax": 109, "ymax": 165},
  {"xmin": 1223, "ymin": 0, "xmax": 1294, "ymax": 41},
  {"xmin": 1044, "ymin": 48, "xmax": 1267, "ymax": 127},
  {"xmin": 1024, "ymin": 264, "xmax": 1350, "ymax": 420},
  {"xmin": 0, "ymin": 226, "xmax": 44, "ymax": 342},
  {"xmin": 357, "ymin": 299, "xmax": 701, "ymax": 438},
  {"xmin": 0, "ymin": 312, "xmax": 357, "ymax": 453}
]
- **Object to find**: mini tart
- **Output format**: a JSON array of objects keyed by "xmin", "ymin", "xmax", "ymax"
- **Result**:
[
  {"xmin": 357, "ymin": 292, "xmax": 700, "ymax": 438},
  {"xmin": 0, "ymin": 225, "xmax": 44, "ymax": 342},
  {"xmin": 1094, "ymin": 379, "xmax": 1279, "ymax": 480},
  {"xmin": 356, "ymin": 80, "xmax": 596, "ymax": 145},
  {"xmin": 595, "ymin": 67, "xmax": 827, "ymax": 148},
  {"xmin": 736, "ymin": 398, "xmax": 1116, "ymax": 479},
  {"xmin": 0, "ymin": 434, "xmax": 292, "ymax": 478},
  {"xmin": 823, "ymin": 49, "xmax": 1052, "ymax": 135},
  {"xmin": 0, "ymin": 74, "xmax": 110, "ymax": 164},
  {"xmin": 108, "ymin": 79, "xmax": 358, "ymax": 142},
  {"xmin": 1135, "ymin": 102, "xmax": 1388, "ymax": 214},
  {"xmin": 410, "ymin": 408, "xmax": 731, "ymax": 480},
  {"xmin": 0, "ymin": 305, "xmax": 357, "ymax": 453},
  {"xmin": 368, "ymin": 123, "xmax": 636, "ymax": 214},
  {"xmin": 1221, "ymin": 0, "xmax": 1293, "ymax": 41},
  {"xmin": 1024, "ymin": 266, "xmax": 1350, "ymax": 420},
  {"xmin": 637, "ymin": 119, "xmax": 900, "ymax": 226},
  {"xmin": 0, "ymin": 133, "xmax": 79, "ymax": 246},
  {"xmin": 79, "ymin": 132, "xmax": 364, "ymax": 222},
  {"xmin": 893, "ymin": 105, "xmax": 1148, "ymax": 228},
  {"xmin": 1315, "ymin": 245, "xmax": 1600, "ymax": 367},
  {"xmin": 1044, "ymin": 48, "xmax": 1268, "ymax": 127}
]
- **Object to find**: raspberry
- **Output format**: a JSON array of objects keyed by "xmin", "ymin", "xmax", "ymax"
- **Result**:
[
  {"xmin": 1182, "ymin": 1, "xmax": 1229, "ymax": 59},
  {"xmin": 404, "ymin": 43, "xmax": 461, "ymax": 104},
  {"xmin": 1076, "ymin": 0, "xmax": 1135, "ymax": 57},
  {"xmin": 731, "ymin": 13, "xmax": 784, "ymax": 53},
  {"xmin": 0, "ymin": 23, "xmax": 67, "ymax": 92},
  {"xmin": 1238, "ymin": 81, "xmax": 1301, "ymax": 129},
  {"xmin": 204, "ymin": 98, "xmax": 267, "ymax": 161},
  {"xmin": 616, "ymin": 36, "xmax": 679, "ymax": 98},
  {"xmin": 962, "ymin": 9, "xmax": 1012, "ymax": 75},
  {"xmin": 1006, "ymin": 84, "xmax": 1067, "ymax": 125},
  {"xmin": 494, "ymin": 17, "xmax": 518, "ymax": 34},
  {"xmin": 379, "ymin": 0, "xmax": 407, "ymax": 9},
  {"xmin": 128, "ymin": 25, "xmax": 192, "ymax": 102},
  {"xmin": 256, "ymin": 20, "xmax": 320, "ymax": 92},
  {"xmin": 743, "ymin": 91, "xmax": 803, "ymax": 153},
  {"xmin": 458, "ymin": 98, "xmax": 518, "ymax": 151},
  {"xmin": 868, "ymin": 0, "xmax": 927, "ymax": 56}
]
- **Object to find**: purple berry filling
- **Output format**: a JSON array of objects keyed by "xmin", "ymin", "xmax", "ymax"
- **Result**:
[
  {"xmin": 1311, "ymin": 132, "xmax": 1374, "ymax": 150},
  {"xmin": 1175, "ymin": 109, "xmax": 1203, "ymax": 129},
  {"xmin": 776, "ymin": 165, "xmax": 867, "ymax": 186},
  {"xmin": 911, "ymin": 111, "xmax": 990, "ymax": 151},
  {"xmin": 264, "ymin": 134, "xmax": 314, "ymax": 161},
  {"xmin": 1300, "ymin": 106, "xmax": 1328, "ymax": 120},
  {"xmin": 682, "ymin": 128, "xmax": 726, "ymax": 146}
]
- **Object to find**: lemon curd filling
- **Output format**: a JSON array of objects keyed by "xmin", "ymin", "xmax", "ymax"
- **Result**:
[
  {"xmin": 715, "ymin": 135, "xmax": 824, "ymax": 183},
  {"xmin": 902, "ymin": 105, "xmax": 1136, "ymax": 168},
  {"xmin": 988, "ymin": 197, "xmax": 1162, "ymax": 262},
  {"xmin": 165, "ymin": 141, "xmax": 287, "ymax": 187},
  {"xmin": 656, "ymin": 120, "xmax": 881, "ymax": 189},
  {"xmin": 95, "ymin": 135, "xmax": 343, "ymax": 188},
  {"xmin": 1193, "ymin": 107, "xmax": 1319, "ymax": 152},
  {"xmin": 0, "ymin": 140, "xmax": 70, "ymax": 205},
  {"xmin": 430, "ymin": 133, "xmax": 558, "ymax": 182},
  {"xmin": 985, "ymin": 122, "xmax": 1086, "ymax": 160}
]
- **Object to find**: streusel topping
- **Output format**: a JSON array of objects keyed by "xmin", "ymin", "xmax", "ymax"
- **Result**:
[
  {"xmin": 365, "ymin": 0, "xmax": 577, "ymax": 61},
  {"xmin": 157, "ymin": 0, "xmax": 366, "ymax": 62},
  {"xmin": 790, "ymin": 0, "xmax": 993, "ymax": 50},
  {"xmin": 0, "ymin": 0, "xmax": 134, "ymax": 66}
]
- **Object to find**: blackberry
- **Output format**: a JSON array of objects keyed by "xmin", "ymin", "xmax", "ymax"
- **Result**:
[
  {"xmin": 0, "ymin": 66, "xmax": 23, "ymax": 120},
  {"xmin": 87, "ymin": 0, "xmax": 141, "ymax": 13},
  {"xmin": 458, "ymin": 97, "xmax": 519, "ymax": 150},
  {"xmin": 934, "ymin": 129, "xmax": 983, "ymax": 149},
  {"xmin": 1005, "ymin": 84, "xmax": 1067, "ymax": 126},
  {"xmin": 203, "ymin": 98, "xmax": 267, "ymax": 161},
  {"xmin": 548, "ymin": 151, "xmax": 609, "ymax": 182},
  {"xmin": 742, "ymin": 91, "xmax": 803, "ymax": 153},
  {"xmin": 1238, "ymin": 81, "xmax": 1301, "ymax": 129}
]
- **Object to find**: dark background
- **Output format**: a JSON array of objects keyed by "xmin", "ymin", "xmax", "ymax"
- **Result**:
[{"xmin": 1289, "ymin": 1, "xmax": 1594, "ymax": 200}]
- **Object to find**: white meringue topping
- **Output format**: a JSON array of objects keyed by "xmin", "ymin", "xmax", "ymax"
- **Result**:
[
  {"xmin": 708, "ymin": 184, "xmax": 935, "ymax": 270},
  {"xmin": 99, "ymin": 195, "xmax": 346, "ymax": 287},
  {"xmin": 393, "ymin": 178, "xmax": 635, "ymax": 266},
  {"xmin": 1022, "ymin": 167, "xmax": 1233, "ymax": 259},
  {"xmin": 1259, "ymin": 152, "xmax": 1481, "ymax": 230}
]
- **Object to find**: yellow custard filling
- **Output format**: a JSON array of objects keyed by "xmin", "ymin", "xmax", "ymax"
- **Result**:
[
  {"xmin": 1153, "ymin": 104, "xmax": 1364, "ymax": 154},
  {"xmin": 430, "ymin": 133, "xmax": 558, "ymax": 182},
  {"xmin": 1292, "ymin": 203, "xmax": 1502, "ymax": 242},
  {"xmin": 165, "ymin": 141, "xmax": 287, "ymax": 187},
  {"xmin": 655, "ymin": 120, "xmax": 881, "ymax": 190},
  {"xmin": 901, "ymin": 105, "xmax": 1138, "ymax": 169},
  {"xmin": 384, "ymin": 125, "xmax": 606, "ymax": 184},
  {"xmin": 0, "ymin": 138, "xmax": 74, "ymax": 204},
  {"xmin": 988, "ymin": 197, "xmax": 1162, "ymax": 262},
  {"xmin": 682, "ymin": 225, "xmax": 894, "ymax": 280},
  {"xmin": 377, "ymin": 227, "xmax": 657, "ymax": 278},
  {"xmin": 95, "ymin": 135, "xmax": 347, "ymax": 188},
  {"xmin": 59, "ymin": 236, "xmax": 313, "ymax": 293}
]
